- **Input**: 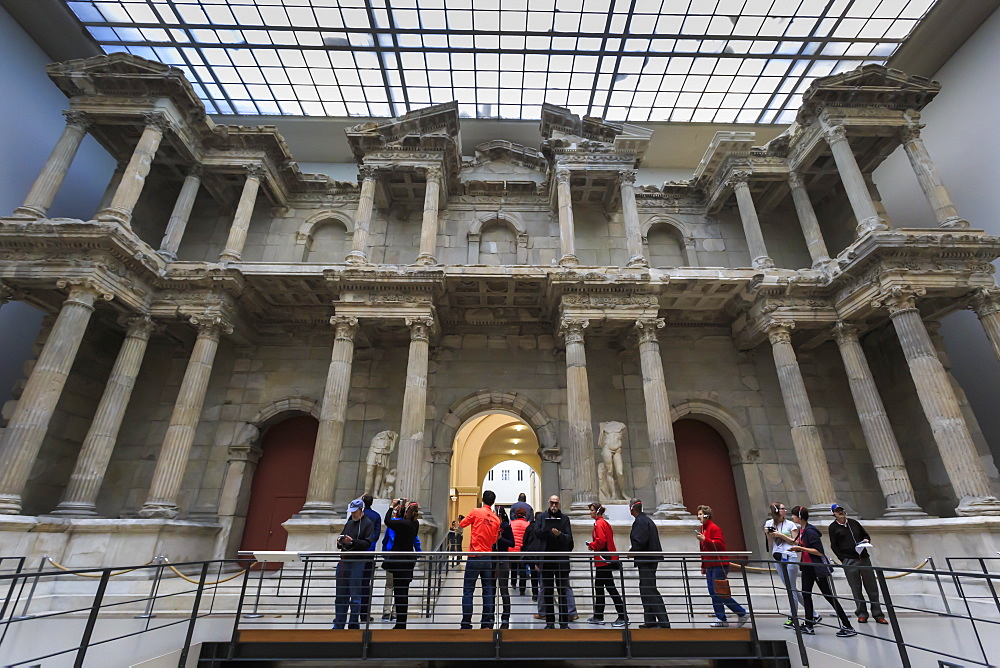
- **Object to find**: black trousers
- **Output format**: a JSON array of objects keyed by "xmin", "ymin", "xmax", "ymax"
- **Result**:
[
  {"xmin": 637, "ymin": 563, "xmax": 669, "ymax": 626},
  {"xmin": 801, "ymin": 566, "xmax": 851, "ymax": 628},
  {"xmin": 496, "ymin": 558, "xmax": 511, "ymax": 621},
  {"xmin": 388, "ymin": 565, "xmax": 415, "ymax": 627},
  {"xmin": 593, "ymin": 565, "xmax": 625, "ymax": 618},
  {"xmin": 541, "ymin": 563, "xmax": 571, "ymax": 625}
]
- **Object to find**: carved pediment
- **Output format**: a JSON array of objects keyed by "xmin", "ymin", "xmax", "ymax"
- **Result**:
[
  {"xmin": 798, "ymin": 64, "xmax": 941, "ymax": 123},
  {"xmin": 346, "ymin": 101, "xmax": 461, "ymax": 164}
]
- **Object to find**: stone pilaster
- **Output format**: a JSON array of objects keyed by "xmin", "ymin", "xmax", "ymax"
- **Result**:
[
  {"xmin": 822, "ymin": 125, "xmax": 887, "ymax": 237},
  {"xmin": 618, "ymin": 170, "xmax": 647, "ymax": 268},
  {"xmin": 766, "ymin": 322, "xmax": 836, "ymax": 511},
  {"xmin": 158, "ymin": 165, "xmax": 203, "ymax": 261},
  {"xmin": 52, "ymin": 315, "xmax": 157, "ymax": 516},
  {"xmin": 970, "ymin": 287, "xmax": 1000, "ymax": 363},
  {"xmin": 729, "ymin": 171, "xmax": 774, "ymax": 269},
  {"xmin": 555, "ymin": 165, "xmax": 579, "ymax": 267},
  {"xmin": 831, "ymin": 322, "xmax": 925, "ymax": 517},
  {"xmin": 560, "ymin": 317, "xmax": 597, "ymax": 511},
  {"xmin": 301, "ymin": 316, "xmax": 358, "ymax": 516},
  {"xmin": 139, "ymin": 313, "xmax": 232, "ymax": 519},
  {"xmin": 787, "ymin": 171, "xmax": 832, "ymax": 268},
  {"xmin": 873, "ymin": 287, "xmax": 1000, "ymax": 515},
  {"xmin": 14, "ymin": 111, "xmax": 91, "ymax": 219},
  {"xmin": 396, "ymin": 316, "xmax": 433, "ymax": 501},
  {"xmin": 0, "ymin": 279, "xmax": 111, "ymax": 515},
  {"xmin": 220, "ymin": 164, "xmax": 265, "ymax": 262},
  {"xmin": 899, "ymin": 123, "xmax": 968, "ymax": 229},
  {"xmin": 97, "ymin": 113, "xmax": 171, "ymax": 227},
  {"xmin": 414, "ymin": 167, "xmax": 441, "ymax": 265},
  {"xmin": 346, "ymin": 165, "xmax": 377, "ymax": 265},
  {"xmin": 634, "ymin": 318, "xmax": 687, "ymax": 517}
]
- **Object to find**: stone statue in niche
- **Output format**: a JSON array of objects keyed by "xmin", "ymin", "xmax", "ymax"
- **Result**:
[
  {"xmin": 598, "ymin": 421, "xmax": 628, "ymax": 502},
  {"xmin": 364, "ymin": 430, "xmax": 398, "ymax": 498}
]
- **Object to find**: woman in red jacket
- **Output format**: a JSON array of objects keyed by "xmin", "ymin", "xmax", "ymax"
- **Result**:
[
  {"xmin": 696, "ymin": 504, "xmax": 748, "ymax": 628},
  {"xmin": 586, "ymin": 503, "xmax": 627, "ymax": 627}
]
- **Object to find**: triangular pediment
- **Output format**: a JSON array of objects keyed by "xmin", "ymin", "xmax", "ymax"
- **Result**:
[
  {"xmin": 810, "ymin": 64, "xmax": 940, "ymax": 93},
  {"xmin": 48, "ymin": 53, "xmax": 175, "ymax": 77},
  {"xmin": 798, "ymin": 64, "xmax": 941, "ymax": 123}
]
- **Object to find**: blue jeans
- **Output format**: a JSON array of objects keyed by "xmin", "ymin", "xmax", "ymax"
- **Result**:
[
  {"xmin": 461, "ymin": 555, "xmax": 495, "ymax": 627},
  {"xmin": 707, "ymin": 565, "xmax": 746, "ymax": 621},
  {"xmin": 334, "ymin": 560, "xmax": 366, "ymax": 628}
]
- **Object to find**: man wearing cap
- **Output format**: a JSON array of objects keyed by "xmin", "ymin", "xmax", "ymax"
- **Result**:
[
  {"xmin": 828, "ymin": 504, "xmax": 886, "ymax": 624},
  {"xmin": 333, "ymin": 498, "xmax": 377, "ymax": 629}
]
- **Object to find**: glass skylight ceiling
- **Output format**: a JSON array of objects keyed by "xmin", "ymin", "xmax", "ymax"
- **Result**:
[{"xmin": 66, "ymin": 0, "xmax": 936, "ymax": 123}]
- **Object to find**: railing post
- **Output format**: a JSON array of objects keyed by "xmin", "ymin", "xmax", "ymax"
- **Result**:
[
  {"xmin": 0, "ymin": 557, "xmax": 26, "ymax": 623},
  {"xmin": 980, "ymin": 557, "xmax": 1000, "ymax": 617},
  {"xmin": 135, "ymin": 555, "xmax": 166, "ymax": 621},
  {"xmin": 74, "ymin": 568, "xmax": 111, "ymax": 668},
  {"xmin": 785, "ymin": 564, "xmax": 809, "ymax": 667},
  {"xmin": 243, "ymin": 560, "xmax": 267, "ymax": 618},
  {"xmin": 926, "ymin": 557, "xmax": 951, "ymax": 615},
  {"xmin": 229, "ymin": 560, "xmax": 254, "ymax": 660},
  {"xmin": 740, "ymin": 562, "xmax": 762, "ymax": 660},
  {"xmin": 178, "ymin": 561, "xmax": 210, "ymax": 668},
  {"xmin": 874, "ymin": 566, "xmax": 911, "ymax": 668},
  {"xmin": 13, "ymin": 556, "xmax": 47, "ymax": 620}
]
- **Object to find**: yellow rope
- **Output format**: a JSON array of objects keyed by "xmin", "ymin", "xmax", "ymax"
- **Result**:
[
  {"xmin": 884, "ymin": 558, "xmax": 929, "ymax": 578},
  {"xmin": 46, "ymin": 557, "xmax": 155, "ymax": 577},
  {"xmin": 164, "ymin": 563, "xmax": 249, "ymax": 585}
]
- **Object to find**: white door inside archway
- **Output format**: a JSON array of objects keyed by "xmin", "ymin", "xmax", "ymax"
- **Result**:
[{"xmin": 482, "ymin": 459, "xmax": 541, "ymax": 510}]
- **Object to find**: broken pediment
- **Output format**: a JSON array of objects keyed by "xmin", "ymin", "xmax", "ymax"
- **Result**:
[
  {"xmin": 798, "ymin": 64, "xmax": 941, "ymax": 124},
  {"xmin": 539, "ymin": 103, "xmax": 652, "ymax": 163},
  {"xmin": 345, "ymin": 101, "xmax": 462, "ymax": 168}
]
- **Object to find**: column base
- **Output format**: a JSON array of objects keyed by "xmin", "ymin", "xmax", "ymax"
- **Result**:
[
  {"xmin": 298, "ymin": 501, "xmax": 337, "ymax": 517},
  {"xmin": 626, "ymin": 255, "xmax": 649, "ymax": 268},
  {"xmin": 855, "ymin": 216, "xmax": 889, "ymax": 237},
  {"xmin": 155, "ymin": 249, "xmax": 177, "ymax": 263},
  {"xmin": 882, "ymin": 502, "xmax": 930, "ymax": 519},
  {"xmin": 558, "ymin": 254, "xmax": 579, "ymax": 267},
  {"xmin": 956, "ymin": 496, "xmax": 1000, "ymax": 516},
  {"xmin": 806, "ymin": 503, "xmax": 840, "ymax": 519},
  {"xmin": 11, "ymin": 206, "xmax": 45, "ymax": 219},
  {"xmin": 138, "ymin": 503, "xmax": 180, "ymax": 519},
  {"xmin": 0, "ymin": 495, "xmax": 23, "ymax": 515},
  {"xmin": 96, "ymin": 207, "xmax": 133, "ymax": 228},
  {"xmin": 653, "ymin": 503, "xmax": 693, "ymax": 519},
  {"xmin": 939, "ymin": 216, "xmax": 970, "ymax": 229},
  {"xmin": 411, "ymin": 253, "xmax": 438, "ymax": 266},
  {"xmin": 752, "ymin": 256, "xmax": 775, "ymax": 270},
  {"xmin": 49, "ymin": 501, "xmax": 100, "ymax": 517},
  {"xmin": 345, "ymin": 250, "xmax": 368, "ymax": 265},
  {"xmin": 219, "ymin": 250, "xmax": 241, "ymax": 263}
]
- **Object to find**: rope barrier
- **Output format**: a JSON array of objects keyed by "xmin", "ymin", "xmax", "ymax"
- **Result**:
[
  {"xmin": 884, "ymin": 558, "xmax": 929, "ymax": 578},
  {"xmin": 735, "ymin": 557, "xmax": 931, "ymax": 577},
  {"xmin": 46, "ymin": 557, "xmax": 155, "ymax": 577},
  {"xmin": 163, "ymin": 561, "xmax": 248, "ymax": 585}
]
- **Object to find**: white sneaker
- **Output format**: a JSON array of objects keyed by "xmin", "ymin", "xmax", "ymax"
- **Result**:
[
  {"xmin": 710, "ymin": 619, "xmax": 728, "ymax": 628},
  {"xmin": 736, "ymin": 614, "xmax": 749, "ymax": 628}
]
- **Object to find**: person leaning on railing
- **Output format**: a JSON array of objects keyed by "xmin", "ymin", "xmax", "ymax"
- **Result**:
[
  {"xmin": 459, "ymin": 490, "xmax": 501, "ymax": 629},
  {"xmin": 789, "ymin": 505, "xmax": 857, "ymax": 638},
  {"xmin": 696, "ymin": 504, "xmax": 749, "ymax": 628},
  {"xmin": 586, "ymin": 502, "xmax": 627, "ymax": 627},
  {"xmin": 382, "ymin": 499, "xmax": 420, "ymax": 629},
  {"xmin": 333, "ymin": 498, "xmax": 377, "ymax": 630}
]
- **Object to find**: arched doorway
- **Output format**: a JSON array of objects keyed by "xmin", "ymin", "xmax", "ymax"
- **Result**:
[
  {"xmin": 240, "ymin": 415, "xmax": 318, "ymax": 556},
  {"xmin": 674, "ymin": 418, "xmax": 747, "ymax": 551}
]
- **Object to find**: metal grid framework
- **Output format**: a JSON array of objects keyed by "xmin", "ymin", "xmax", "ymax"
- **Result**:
[{"xmin": 65, "ymin": 0, "xmax": 936, "ymax": 123}]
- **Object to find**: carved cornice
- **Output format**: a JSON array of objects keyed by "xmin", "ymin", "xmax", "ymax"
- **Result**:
[{"xmin": 871, "ymin": 285, "xmax": 926, "ymax": 314}]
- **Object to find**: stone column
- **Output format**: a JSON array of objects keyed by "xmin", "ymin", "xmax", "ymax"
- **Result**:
[
  {"xmin": 346, "ymin": 165, "xmax": 377, "ymax": 265},
  {"xmin": 97, "ymin": 113, "xmax": 171, "ymax": 227},
  {"xmin": 0, "ymin": 280, "xmax": 111, "ymax": 515},
  {"xmin": 139, "ymin": 313, "xmax": 232, "ymax": 519},
  {"xmin": 396, "ymin": 317, "xmax": 434, "ymax": 502},
  {"xmin": 560, "ymin": 317, "xmax": 597, "ymax": 511},
  {"xmin": 555, "ymin": 165, "xmax": 579, "ymax": 267},
  {"xmin": 95, "ymin": 162, "xmax": 127, "ymax": 216},
  {"xmin": 970, "ymin": 287, "xmax": 1000, "ymax": 362},
  {"xmin": 301, "ymin": 316, "xmax": 359, "ymax": 515},
  {"xmin": 823, "ymin": 125, "xmax": 887, "ymax": 237},
  {"xmin": 873, "ymin": 287, "xmax": 1000, "ymax": 515},
  {"xmin": 831, "ymin": 322, "xmax": 925, "ymax": 517},
  {"xmin": 52, "ymin": 315, "xmax": 157, "ymax": 516},
  {"xmin": 766, "ymin": 322, "xmax": 836, "ymax": 511},
  {"xmin": 158, "ymin": 165, "xmax": 203, "ymax": 261},
  {"xmin": 899, "ymin": 124, "xmax": 968, "ymax": 229},
  {"xmin": 729, "ymin": 171, "xmax": 775, "ymax": 269},
  {"xmin": 414, "ymin": 167, "xmax": 441, "ymax": 265},
  {"xmin": 634, "ymin": 318, "xmax": 687, "ymax": 517},
  {"xmin": 787, "ymin": 171, "xmax": 831, "ymax": 268},
  {"xmin": 220, "ymin": 165, "xmax": 264, "ymax": 263},
  {"xmin": 14, "ymin": 111, "xmax": 91, "ymax": 219},
  {"xmin": 618, "ymin": 170, "xmax": 647, "ymax": 268}
]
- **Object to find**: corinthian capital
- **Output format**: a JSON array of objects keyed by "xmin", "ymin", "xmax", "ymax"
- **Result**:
[
  {"xmin": 359, "ymin": 164, "xmax": 378, "ymax": 181},
  {"xmin": 831, "ymin": 321, "xmax": 861, "ymax": 345},
  {"xmin": 898, "ymin": 123, "xmax": 925, "ymax": 144},
  {"xmin": 970, "ymin": 286, "xmax": 1000, "ymax": 318},
  {"xmin": 405, "ymin": 316, "xmax": 434, "ymax": 341},
  {"xmin": 872, "ymin": 285, "xmax": 926, "ymax": 314},
  {"xmin": 634, "ymin": 317, "xmax": 665, "ymax": 343},
  {"xmin": 823, "ymin": 124, "xmax": 848, "ymax": 145},
  {"xmin": 787, "ymin": 171, "xmax": 805, "ymax": 190},
  {"xmin": 141, "ymin": 112, "xmax": 173, "ymax": 134},
  {"xmin": 617, "ymin": 169, "xmax": 637, "ymax": 187},
  {"xmin": 331, "ymin": 315, "xmax": 359, "ymax": 340},
  {"xmin": 119, "ymin": 314, "xmax": 158, "ymax": 340},
  {"xmin": 555, "ymin": 165, "xmax": 571, "ymax": 185},
  {"xmin": 190, "ymin": 311, "xmax": 234, "ymax": 337},
  {"xmin": 764, "ymin": 320, "xmax": 795, "ymax": 344},
  {"xmin": 62, "ymin": 110, "xmax": 92, "ymax": 131},
  {"xmin": 559, "ymin": 317, "xmax": 589, "ymax": 344},
  {"xmin": 244, "ymin": 164, "xmax": 267, "ymax": 180},
  {"xmin": 423, "ymin": 165, "xmax": 442, "ymax": 182},
  {"xmin": 727, "ymin": 170, "xmax": 751, "ymax": 189}
]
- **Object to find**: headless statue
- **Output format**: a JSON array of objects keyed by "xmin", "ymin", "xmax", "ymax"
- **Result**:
[
  {"xmin": 598, "ymin": 421, "xmax": 628, "ymax": 501},
  {"xmin": 364, "ymin": 430, "xmax": 398, "ymax": 498}
]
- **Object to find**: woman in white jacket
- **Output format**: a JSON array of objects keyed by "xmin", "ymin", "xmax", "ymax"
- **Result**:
[{"xmin": 764, "ymin": 502, "xmax": 801, "ymax": 629}]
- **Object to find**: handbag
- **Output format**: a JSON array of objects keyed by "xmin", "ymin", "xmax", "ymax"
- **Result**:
[{"xmin": 713, "ymin": 577, "xmax": 732, "ymax": 598}]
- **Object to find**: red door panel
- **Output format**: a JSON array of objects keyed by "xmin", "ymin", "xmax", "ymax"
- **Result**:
[{"xmin": 674, "ymin": 418, "xmax": 747, "ymax": 551}]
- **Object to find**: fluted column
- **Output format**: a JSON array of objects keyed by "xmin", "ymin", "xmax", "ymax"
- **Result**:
[
  {"xmin": 555, "ymin": 165, "xmax": 579, "ymax": 267},
  {"xmin": 560, "ymin": 317, "xmax": 597, "ymax": 511},
  {"xmin": 414, "ymin": 167, "xmax": 441, "ymax": 265},
  {"xmin": 788, "ymin": 171, "xmax": 831, "ymax": 268},
  {"xmin": 970, "ymin": 287, "xmax": 1000, "ymax": 362},
  {"xmin": 899, "ymin": 123, "xmax": 968, "ymax": 229},
  {"xmin": 729, "ymin": 171, "xmax": 775, "ymax": 269},
  {"xmin": 873, "ymin": 287, "xmax": 1000, "ymax": 515},
  {"xmin": 220, "ymin": 165, "xmax": 264, "ymax": 262},
  {"xmin": 396, "ymin": 317, "xmax": 433, "ymax": 502},
  {"xmin": 832, "ymin": 322, "xmax": 925, "ymax": 517},
  {"xmin": 0, "ymin": 280, "xmax": 111, "ymax": 515},
  {"xmin": 97, "ymin": 113, "xmax": 171, "ymax": 227},
  {"xmin": 300, "ymin": 316, "xmax": 359, "ymax": 515},
  {"xmin": 15, "ymin": 111, "xmax": 91, "ymax": 219},
  {"xmin": 823, "ymin": 125, "xmax": 887, "ymax": 237},
  {"xmin": 635, "ymin": 318, "xmax": 687, "ymax": 517},
  {"xmin": 139, "ymin": 313, "xmax": 232, "ymax": 519},
  {"xmin": 618, "ymin": 170, "xmax": 647, "ymax": 268},
  {"xmin": 346, "ymin": 165, "xmax": 377, "ymax": 265},
  {"xmin": 52, "ymin": 315, "xmax": 157, "ymax": 516},
  {"xmin": 766, "ymin": 322, "xmax": 836, "ymax": 511},
  {"xmin": 158, "ymin": 166, "xmax": 203, "ymax": 261}
]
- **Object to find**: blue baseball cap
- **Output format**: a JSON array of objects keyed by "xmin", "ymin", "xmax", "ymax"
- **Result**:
[
  {"xmin": 348, "ymin": 498, "xmax": 365, "ymax": 513},
  {"xmin": 831, "ymin": 503, "xmax": 845, "ymax": 513}
]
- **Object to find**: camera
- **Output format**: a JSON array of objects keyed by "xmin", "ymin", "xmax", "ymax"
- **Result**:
[{"xmin": 767, "ymin": 526, "xmax": 777, "ymax": 533}]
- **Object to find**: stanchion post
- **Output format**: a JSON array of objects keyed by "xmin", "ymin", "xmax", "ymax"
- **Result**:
[
  {"xmin": 786, "ymin": 570, "xmax": 809, "ymax": 667},
  {"xmin": 74, "ymin": 568, "xmax": 110, "ymax": 668},
  {"xmin": 980, "ymin": 557, "xmax": 1000, "ymax": 617},
  {"xmin": 178, "ymin": 562, "xmax": 209, "ymax": 668},
  {"xmin": 740, "ymin": 561, "xmax": 762, "ymax": 659},
  {"xmin": 229, "ymin": 562, "xmax": 254, "ymax": 659},
  {"xmin": 243, "ymin": 560, "xmax": 267, "ymax": 618},
  {"xmin": 875, "ymin": 567, "xmax": 911, "ymax": 668},
  {"xmin": 926, "ymin": 557, "xmax": 951, "ymax": 615},
  {"xmin": 135, "ymin": 555, "xmax": 166, "ymax": 620}
]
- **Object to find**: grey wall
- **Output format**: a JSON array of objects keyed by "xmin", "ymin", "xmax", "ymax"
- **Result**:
[{"xmin": 874, "ymin": 8, "xmax": 1000, "ymax": 464}]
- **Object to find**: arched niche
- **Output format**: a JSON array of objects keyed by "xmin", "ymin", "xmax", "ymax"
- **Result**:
[
  {"xmin": 643, "ymin": 216, "xmax": 697, "ymax": 267},
  {"xmin": 468, "ymin": 212, "xmax": 528, "ymax": 265},
  {"xmin": 297, "ymin": 210, "xmax": 353, "ymax": 263}
]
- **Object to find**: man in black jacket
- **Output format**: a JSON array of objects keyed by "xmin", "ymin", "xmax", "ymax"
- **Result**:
[
  {"xmin": 629, "ymin": 499, "xmax": 670, "ymax": 628},
  {"xmin": 828, "ymin": 504, "xmax": 885, "ymax": 624},
  {"xmin": 333, "ymin": 498, "xmax": 377, "ymax": 629},
  {"xmin": 534, "ymin": 495, "xmax": 574, "ymax": 628}
]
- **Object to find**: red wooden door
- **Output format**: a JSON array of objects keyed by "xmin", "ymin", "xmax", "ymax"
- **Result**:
[
  {"xmin": 240, "ymin": 416, "xmax": 318, "ymax": 559},
  {"xmin": 674, "ymin": 418, "xmax": 746, "ymax": 551}
]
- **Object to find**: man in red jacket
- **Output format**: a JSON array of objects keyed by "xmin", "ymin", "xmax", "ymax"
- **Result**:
[
  {"xmin": 696, "ymin": 504, "xmax": 748, "ymax": 628},
  {"xmin": 459, "ymin": 490, "xmax": 501, "ymax": 629},
  {"xmin": 510, "ymin": 507, "xmax": 531, "ymax": 595}
]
